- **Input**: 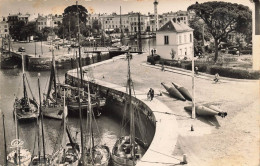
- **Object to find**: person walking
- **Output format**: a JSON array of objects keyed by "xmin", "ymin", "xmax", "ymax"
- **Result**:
[
  {"xmin": 214, "ymin": 73, "xmax": 219, "ymax": 83},
  {"xmin": 148, "ymin": 88, "xmax": 154, "ymax": 101}
]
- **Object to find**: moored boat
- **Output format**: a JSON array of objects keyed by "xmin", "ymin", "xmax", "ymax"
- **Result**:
[
  {"xmin": 42, "ymin": 47, "xmax": 63, "ymax": 120},
  {"xmin": 172, "ymin": 82, "xmax": 192, "ymax": 101},
  {"xmin": 161, "ymin": 82, "xmax": 186, "ymax": 101},
  {"xmin": 111, "ymin": 52, "xmax": 147, "ymax": 166},
  {"xmin": 14, "ymin": 53, "xmax": 39, "ymax": 121}
]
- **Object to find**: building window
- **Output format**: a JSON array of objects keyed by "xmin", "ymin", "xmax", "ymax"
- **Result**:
[
  {"xmin": 185, "ymin": 48, "xmax": 187, "ymax": 55},
  {"xmin": 180, "ymin": 49, "xmax": 182, "ymax": 55},
  {"xmin": 190, "ymin": 34, "xmax": 192, "ymax": 42},
  {"xmin": 184, "ymin": 35, "xmax": 187, "ymax": 43},
  {"xmin": 4, "ymin": 29, "xmax": 7, "ymax": 32},
  {"xmin": 179, "ymin": 35, "xmax": 182, "ymax": 44},
  {"xmin": 164, "ymin": 35, "xmax": 169, "ymax": 45}
]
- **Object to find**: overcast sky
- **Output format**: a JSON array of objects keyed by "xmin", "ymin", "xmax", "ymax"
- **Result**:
[{"xmin": 0, "ymin": 0, "xmax": 254, "ymax": 17}]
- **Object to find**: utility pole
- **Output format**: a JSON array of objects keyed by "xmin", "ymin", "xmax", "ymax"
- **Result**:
[
  {"xmin": 137, "ymin": 13, "xmax": 142, "ymax": 53},
  {"xmin": 192, "ymin": 37, "xmax": 196, "ymax": 119}
]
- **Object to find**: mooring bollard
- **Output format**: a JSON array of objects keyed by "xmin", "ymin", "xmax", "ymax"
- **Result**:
[
  {"xmin": 183, "ymin": 154, "xmax": 188, "ymax": 164},
  {"xmin": 191, "ymin": 124, "xmax": 194, "ymax": 131}
]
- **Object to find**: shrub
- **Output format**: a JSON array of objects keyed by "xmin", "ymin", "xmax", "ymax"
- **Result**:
[
  {"xmin": 210, "ymin": 66, "xmax": 260, "ymax": 79},
  {"xmin": 240, "ymin": 49, "xmax": 252, "ymax": 55}
]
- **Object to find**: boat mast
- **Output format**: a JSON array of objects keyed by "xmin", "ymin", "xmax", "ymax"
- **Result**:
[
  {"xmin": 14, "ymin": 100, "xmax": 21, "ymax": 165},
  {"xmin": 76, "ymin": 51, "xmax": 85, "ymax": 165},
  {"xmin": 127, "ymin": 52, "xmax": 135, "ymax": 165},
  {"xmin": 38, "ymin": 73, "xmax": 46, "ymax": 164},
  {"xmin": 76, "ymin": 1, "xmax": 83, "ymax": 86},
  {"xmin": 76, "ymin": 1, "xmax": 85, "ymax": 164},
  {"xmin": 22, "ymin": 53, "xmax": 27, "ymax": 101},
  {"xmin": 1, "ymin": 111, "xmax": 7, "ymax": 165}
]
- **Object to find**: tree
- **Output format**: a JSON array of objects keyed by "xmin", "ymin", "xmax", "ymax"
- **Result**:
[
  {"xmin": 188, "ymin": 2, "xmax": 252, "ymax": 62},
  {"xmin": 9, "ymin": 21, "xmax": 25, "ymax": 41},
  {"xmin": 61, "ymin": 4, "xmax": 88, "ymax": 38},
  {"xmin": 20, "ymin": 22, "xmax": 36, "ymax": 41},
  {"xmin": 170, "ymin": 49, "xmax": 176, "ymax": 60},
  {"xmin": 188, "ymin": 17, "xmax": 211, "ymax": 44},
  {"xmin": 92, "ymin": 20, "xmax": 101, "ymax": 33}
]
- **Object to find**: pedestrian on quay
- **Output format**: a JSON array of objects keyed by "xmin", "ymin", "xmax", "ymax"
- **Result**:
[
  {"xmin": 148, "ymin": 88, "xmax": 154, "ymax": 101},
  {"xmin": 214, "ymin": 73, "xmax": 219, "ymax": 83},
  {"xmin": 195, "ymin": 66, "xmax": 199, "ymax": 75}
]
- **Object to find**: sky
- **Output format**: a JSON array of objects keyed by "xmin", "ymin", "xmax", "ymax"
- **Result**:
[{"xmin": 0, "ymin": 0, "xmax": 254, "ymax": 17}]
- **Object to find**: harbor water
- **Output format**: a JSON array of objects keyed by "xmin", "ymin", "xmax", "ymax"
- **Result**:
[{"xmin": 0, "ymin": 38, "xmax": 157, "ymax": 164}]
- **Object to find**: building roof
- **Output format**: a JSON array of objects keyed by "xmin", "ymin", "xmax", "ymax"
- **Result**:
[{"xmin": 157, "ymin": 20, "xmax": 193, "ymax": 33}]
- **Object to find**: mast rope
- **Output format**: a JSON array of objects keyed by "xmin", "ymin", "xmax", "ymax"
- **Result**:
[{"xmin": 25, "ymin": 74, "xmax": 37, "ymax": 103}]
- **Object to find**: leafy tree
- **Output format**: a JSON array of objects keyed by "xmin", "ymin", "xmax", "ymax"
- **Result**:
[
  {"xmin": 20, "ymin": 22, "xmax": 36, "ymax": 41},
  {"xmin": 188, "ymin": 1, "xmax": 252, "ymax": 62},
  {"xmin": 61, "ymin": 4, "xmax": 88, "ymax": 38},
  {"xmin": 9, "ymin": 21, "xmax": 25, "ymax": 41},
  {"xmin": 188, "ymin": 17, "xmax": 211, "ymax": 44},
  {"xmin": 92, "ymin": 20, "xmax": 101, "ymax": 33},
  {"xmin": 170, "ymin": 49, "xmax": 176, "ymax": 60}
]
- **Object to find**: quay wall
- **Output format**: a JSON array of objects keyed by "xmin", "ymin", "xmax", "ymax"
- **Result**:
[
  {"xmin": 66, "ymin": 73, "xmax": 156, "ymax": 146},
  {"xmin": 66, "ymin": 54, "xmax": 180, "ymax": 165}
]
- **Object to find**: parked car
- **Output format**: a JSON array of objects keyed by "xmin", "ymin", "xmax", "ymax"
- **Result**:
[
  {"xmin": 18, "ymin": 47, "xmax": 25, "ymax": 52},
  {"xmin": 228, "ymin": 46, "xmax": 239, "ymax": 55}
]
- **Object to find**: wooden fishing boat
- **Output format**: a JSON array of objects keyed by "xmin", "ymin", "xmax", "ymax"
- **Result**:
[
  {"xmin": 161, "ymin": 82, "xmax": 186, "ymax": 101},
  {"xmin": 112, "ymin": 136, "xmax": 147, "ymax": 166},
  {"xmin": 111, "ymin": 52, "xmax": 147, "ymax": 166},
  {"xmin": 50, "ymin": 91, "xmax": 81, "ymax": 165},
  {"xmin": 7, "ymin": 100, "xmax": 32, "ymax": 165},
  {"xmin": 184, "ymin": 105, "xmax": 227, "ymax": 117},
  {"xmin": 7, "ymin": 147, "xmax": 31, "ymax": 166},
  {"xmin": 14, "ymin": 54, "xmax": 39, "ymax": 121},
  {"xmin": 42, "ymin": 48, "xmax": 63, "ymax": 120},
  {"xmin": 172, "ymin": 82, "xmax": 192, "ymax": 101}
]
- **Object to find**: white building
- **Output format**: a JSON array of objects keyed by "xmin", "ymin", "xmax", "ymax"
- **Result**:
[
  {"xmin": 156, "ymin": 20, "xmax": 194, "ymax": 59},
  {"xmin": 128, "ymin": 12, "xmax": 149, "ymax": 33},
  {"xmin": 36, "ymin": 14, "xmax": 52, "ymax": 30},
  {"xmin": 0, "ymin": 17, "xmax": 9, "ymax": 37}
]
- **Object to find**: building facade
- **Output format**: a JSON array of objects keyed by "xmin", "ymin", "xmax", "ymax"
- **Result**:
[
  {"xmin": 156, "ymin": 20, "xmax": 194, "ymax": 59},
  {"xmin": 0, "ymin": 17, "xmax": 9, "ymax": 37},
  {"xmin": 36, "ymin": 14, "xmax": 53, "ymax": 30}
]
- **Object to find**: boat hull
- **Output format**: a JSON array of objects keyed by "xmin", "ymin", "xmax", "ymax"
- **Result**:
[
  {"xmin": 172, "ymin": 82, "xmax": 192, "ymax": 101},
  {"xmin": 111, "ymin": 136, "xmax": 147, "ymax": 166},
  {"xmin": 50, "ymin": 143, "xmax": 80, "ymax": 166},
  {"xmin": 14, "ymin": 98, "xmax": 39, "ymax": 121},
  {"xmin": 7, "ymin": 148, "xmax": 31, "ymax": 166},
  {"xmin": 80, "ymin": 145, "xmax": 110, "ymax": 166},
  {"xmin": 42, "ymin": 105, "xmax": 63, "ymax": 120}
]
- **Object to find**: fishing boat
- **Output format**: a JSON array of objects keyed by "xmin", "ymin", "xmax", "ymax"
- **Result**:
[
  {"xmin": 42, "ymin": 46, "xmax": 63, "ymax": 120},
  {"xmin": 79, "ymin": 83, "xmax": 110, "ymax": 166},
  {"xmin": 14, "ymin": 53, "xmax": 39, "ymax": 121},
  {"xmin": 161, "ymin": 82, "xmax": 186, "ymax": 101},
  {"xmin": 184, "ymin": 105, "xmax": 227, "ymax": 117},
  {"xmin": 111, "ymin": 52, "xmax": 147, "ymax": 166},
  {"xmin": 50, "ymin": 91, "xmax": 81, "ymax": 165},
  {"xmin": 74, "ymin": 2, "xmax": 110, "ymax": 164},
  {"xmin": 30, "ymin": 73, "xmax": 50, "ymax": 165},
  {"xmin": 171, "ymin": 82, "xmax": 192, "ymax": 101},
  {"xmin": 7, "ymin": 101, "xmax": 32, "ymax": 165}
]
